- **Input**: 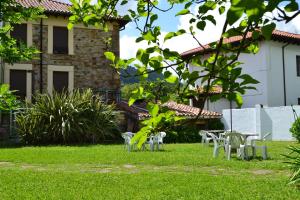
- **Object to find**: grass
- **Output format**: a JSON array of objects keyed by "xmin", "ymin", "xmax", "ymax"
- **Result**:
[{"xmin": 0, "ymin": 141, "xmax": 299, "ymax": 199}]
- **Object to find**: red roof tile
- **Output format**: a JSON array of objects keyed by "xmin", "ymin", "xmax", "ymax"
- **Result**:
[
  {"xmin": 181, "ymin": 30, "xmax": 300, "ymax": 58},
  {"xmin": 117, "ymin": 101, "xmax": 222, "ymax": 120},
  {"xmin": 163, "ymin": 101, "xmax": 222, "ymax": 118},
  {"xmin": 16, "ymin": 0, "xmax": 71, "ymax": 15}
]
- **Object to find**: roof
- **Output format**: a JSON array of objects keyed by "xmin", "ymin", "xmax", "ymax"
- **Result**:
[
  {"xmin": 163, "ymin": 101, "xmax": 222, "ymax": 118},
  {"xmin": 16, "ymin": 0, "xmax": 71, "ymax": 15},
  {"xmin": 117, "ymin": 100, "xmax": 222, "ymax": 120},
  {"xmin": 16, "ymin": 0, "xmax": 128, "ymax": 26},
  {"xmin": 196, "ymin": 86, "xmax": 223, "ymax": 95},
  {"xmin": 181, "ymin": 30, "xmax": 300, "ymax": 58}
]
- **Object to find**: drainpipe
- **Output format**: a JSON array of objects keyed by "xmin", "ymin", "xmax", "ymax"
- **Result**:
[
  {"xmin": 0, "ymin": 21, "xmax": 3, "ymax": 84},
  {"xmin": 282, "ymin": 43, "xmax": 290, "ymax": 106},
  {"xmin": 39, "ymin": 18, "xmax": 43, "ymax": 92}
]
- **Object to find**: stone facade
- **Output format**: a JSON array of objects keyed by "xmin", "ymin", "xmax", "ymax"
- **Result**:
[{"xmin": 21, "ymin": 16, "xmax": 121, "ymax": 95}]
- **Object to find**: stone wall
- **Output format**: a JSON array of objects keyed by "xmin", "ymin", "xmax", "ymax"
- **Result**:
[{"xmin": 26, "ymin": 20, "xmax": 121, "ymax": 94}]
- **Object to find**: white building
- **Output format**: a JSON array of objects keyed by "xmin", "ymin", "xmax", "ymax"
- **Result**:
[{"xmin": 183, "ymin": 30, "xmax": 300, "ymax": 113}]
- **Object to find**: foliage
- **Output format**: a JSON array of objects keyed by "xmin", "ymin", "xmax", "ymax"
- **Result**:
[
  {"xmin": 164, "ymin": 124, "xmax": 201, "ymax": 143},
  {"xmin": 0, "ymin": 84, "xmax": 20, "ymax": 111},
  {"xmin": 121, "ymin": 80, "xmax": 179, "ymax": 102},
  {"xmin": 121, "ymin": 83, "xmax": 139, "ymax": 100},
  {"xmin": 290, "ymin": 118, "xmax": 300, "ymax": 142},
  {"xmin": 0, "ymin": 0, "xmax": 43, "ymax": 63},
  {"xmin": 69, "ymin": 0, "xmax": 300, "ymax": 147},
  {"xmin": 208, "ymin": 119, "xmax": 224, "ymax": 130},
  {"xmin": 284, "ymin": 146, "xmax": 300, "ymax": 187},
  {"xmin": 121, "ymin": 66, "xmax": 163, "ymax": 84},
  {"xmin": 16, "ymin": 89, "xmax": 120, "ymax": 145}
]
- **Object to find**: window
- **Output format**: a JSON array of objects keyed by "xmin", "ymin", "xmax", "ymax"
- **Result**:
[
  {"xmin": 53, "ymin": 71, "xmax": 69, "ymax": 93},
  {"xmin": 11, "ymin": 24, "xmax": 27, "ymax": 45},
  {"xmin": 298, "ymin": 98, "xmax": 300, "ymax": 105},
  {"xmin": 297, "ymin": 56, "xmax": 300, "ymax": 77},
  {"xmin": 53, "ymin": 27, "xmax": 68, "ymax": 54},
  {"xmin": 10, "ymin": 70, "xmax": 27, "ymax": 99}
]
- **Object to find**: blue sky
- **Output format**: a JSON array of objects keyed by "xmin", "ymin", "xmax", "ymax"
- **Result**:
[{"xmin": 60, "ymin": 0, "xmax": 300, "ymax": 58}]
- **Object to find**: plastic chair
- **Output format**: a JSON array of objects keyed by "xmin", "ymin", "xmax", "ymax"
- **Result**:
[
  {"xmin": 199, "ymin": 130, "xmax": 213, "ymax": 146},
  {"xmin": 224, "ymin": 132, "xmax": 250, "ymax": 160},
  {"xmin": 121, "ymin": 132, "xmax": 135, "ymax": 152},
  {"xmin": 250, "ymin": 132, "xmax": 271, "ymax": 160},
  {"xmin": 150, "ymin": 132, "xmax": 167, "ymax": 151},
  {"xmin": 207, "ymin": 132, "xmax": 226, "ymax": 158}
]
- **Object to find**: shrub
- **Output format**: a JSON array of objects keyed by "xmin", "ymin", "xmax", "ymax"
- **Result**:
[
  {"xmin": 284, "ymin": 146, "xmax": 300, "ymax": 187},
  {"xmin": 290, "ymin": 118, "xmax": 300, "ymax": 142},
  {"xmin": 16, "ymin": 89, "xmax": 121, "ymax": 145},
  {"xmin": 0, "ymin": 84, "xmax": 21, "ymax": 111}
]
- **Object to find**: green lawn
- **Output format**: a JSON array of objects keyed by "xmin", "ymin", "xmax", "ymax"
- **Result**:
[{"xmin": 0, "ymin": 142, "xmax": 299, "ymax": 199}]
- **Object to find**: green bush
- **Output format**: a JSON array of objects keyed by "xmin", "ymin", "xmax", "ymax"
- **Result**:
[
  {"xmin": 16, "ymin": 89, "xmax": 121, "ymax": 145},
  {"xmin": 285, "ymin": 146, "xmax": 300, "ymax": 187},
  {"xmin": 0, "ymin": 84, "xmax": 21, "ymax": 111},
  {"xmin": 290, "ymin": 118, "xmax": 300, "ymax": 142},
  {"xmin": 164, "ymin": 124, "xmax": 201, "ymax": 143}
]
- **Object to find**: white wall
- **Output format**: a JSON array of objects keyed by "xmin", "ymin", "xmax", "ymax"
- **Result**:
[
  {"xmin": 189, "ymin": 41, "xmax": 300, "ymax": 110},
  {"xmin": 222, "ymin": 105, "xmax": 300, "ymax": 141}
]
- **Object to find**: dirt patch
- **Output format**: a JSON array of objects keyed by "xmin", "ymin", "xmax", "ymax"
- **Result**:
[
  {"xmin": 251, "ymin": 169, "xmax": 273, "ymax": 175},
  {"xmin": 123, "ymin": 164, "xmax": 136, "ymax": 169}
]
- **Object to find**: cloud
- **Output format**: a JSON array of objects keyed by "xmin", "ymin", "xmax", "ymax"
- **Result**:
[{"xmin": 120, "ymin": 4, "xmax": 300, "ymax": 59}]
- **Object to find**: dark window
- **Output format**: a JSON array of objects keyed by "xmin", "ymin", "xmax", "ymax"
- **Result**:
[
  {"xmin": 11, "ymin": 24, "xmax": 27, "ymax": 45},
  {"xmin": 10, "ymin": 70, "xmax": 27, "ymax": 99},
  {"xmin": 298, "ymin": 98, "xmax": 300, "ymax": 105},
  {"xmin": 53, "ymin": 71, "xmax": 69, "ymax": 93},
  {"xmin": 297, "ymin": 56, "xmax": 300, "ymax": 77},
  {"xmin": 53, "ymin": 27, "xmax": 68, "ymax": 54}
]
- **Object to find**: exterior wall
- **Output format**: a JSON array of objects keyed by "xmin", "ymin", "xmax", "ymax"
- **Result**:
[
  {"xmin": 267, "ymin": 41, "xmax": 300, "ymax": 106},
  {"xmin": 222, "ymin": 105, "xmax": 298, "ymax": 141},
  {"xmin": 189, "ymin": 41, "xmax": 300, "ymax": 110},
  {"xmin": 4, "ymin": 15, "xmax": 121, "ymax": 98}
]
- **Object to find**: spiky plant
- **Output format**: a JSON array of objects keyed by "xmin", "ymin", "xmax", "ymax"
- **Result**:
[
  {"xmin": 284, "ymin": 146, "xmax": 300, "ymax": 188},
  {"xmin": 16, "ymin": 89, "xmax": 120, "ymax": 144}
]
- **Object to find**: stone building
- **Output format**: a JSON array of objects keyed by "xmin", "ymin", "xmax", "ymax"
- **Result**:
[{"xmin": 1, "ymin": 0, "xmax": 127, "ymax": 101}]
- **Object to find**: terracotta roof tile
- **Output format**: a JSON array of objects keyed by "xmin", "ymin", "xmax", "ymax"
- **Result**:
[
  {"xmin": 181, "ymin": 30, "xmax": 300, "ymax": 58},
  {"xmin": 16, "ymin": 0, "xmax": 71, "ymax": 15},
  {"xmin": 196, "ymin": 85, "xmax": 222, "ymax": 95},
  {"xmin": 162, "ymin": 101, "xmax": 222, "ymax": 118},
  {"xmin": 117, "ymin": 100, "xmax": 222, "ymax": 120}
]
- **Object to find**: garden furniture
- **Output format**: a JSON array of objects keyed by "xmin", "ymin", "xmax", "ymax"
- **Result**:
[
  {"xmin": 206, "ymin": 132, "xmax": 226, "ymax": 158},
  {"xmin": 121, "ymin": 132, "xmax": 136, "ymax": 152},
  {"xmin": 250, "ymin": 132, "xmax": 271, "ymax": 160},
  {"xmin": 150, "ymin": 132, "xmax": 167, "ymax": 151},
  {"xmin": 199, "ymin": 130, "xmax": 213, "ymax": 146},
  {"xmin": 224, "ymin": 132, "xmax": 251, "ymax": 160}
]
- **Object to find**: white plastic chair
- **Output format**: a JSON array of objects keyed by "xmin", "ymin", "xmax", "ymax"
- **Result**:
[
  {"xmin": 224, "ymin": 132, "xmax": 250, "ymax": 160},
  {"xmin": 199, "ymin": 130, "xmax": 213, "ymax": 146},
  {"xmin": 150, "ymin": 132, "xmax": 166, "ymax": 151},
  {"xmin": 121, "ymin": 132, "xmax": 135, "ymax": 152},
  {"xmin": 206, "ymin": 132, "xmax": 225, "ymax": 158},
  {"xmin": 250, "ymin": 132, "xmax": 271, "ymax": 160}
]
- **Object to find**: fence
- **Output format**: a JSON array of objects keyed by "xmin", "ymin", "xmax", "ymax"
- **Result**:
[{"xmin": 222, "ymin": 105, "xmax": 299, "ymax": 141}]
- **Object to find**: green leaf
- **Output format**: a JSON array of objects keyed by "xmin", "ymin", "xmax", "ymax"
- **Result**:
[
  {"xmin": 164, "ymin": 32, "xmax": 176, "ymax": 42},
  {"xmin": 285, "ymin": 1, "xmax": 299, "ymax": 12},
  {"xmin": 235, "ymin": 93, "xmax": 243, "ymax": 107},
  {"xmin": 219, "ymin": 6, "xmax": 225, "ymax": 14},
  {"xmin": 262, "ymin": 23, "xmax": 276, "ymax": 40},
  {"xmin": 196, "ymin": 21, "xmax": 206, "ymax": 31},
  {"xmin": 227, "ymin": 7, "xmax": 244, "ymax": 25},
  {"xmin": 104, "ymin": 52, "xmax": 115, "ymax": 62},
  {"xmin": 175, "ymin": 9, "xmax": 190, "ymax": 16}
]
